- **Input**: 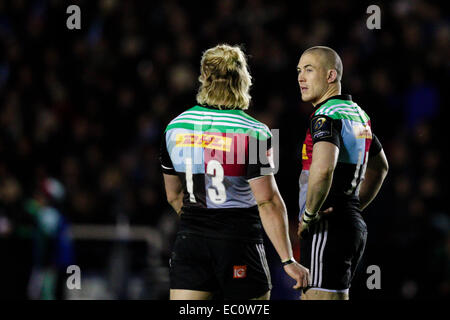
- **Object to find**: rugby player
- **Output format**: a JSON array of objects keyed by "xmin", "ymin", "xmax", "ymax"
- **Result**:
[
  {"xmin": 296, "ymin": 46, "xmax": 389, "ymax": 300},
  {"xmin": 160, "ymin": 44, "xmax": 309, "ymax": 300}
]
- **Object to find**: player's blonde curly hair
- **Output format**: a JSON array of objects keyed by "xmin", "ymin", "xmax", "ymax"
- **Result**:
[{"xmin": 196, "ymin": 44, "xmax": 252, "ymax": 110}]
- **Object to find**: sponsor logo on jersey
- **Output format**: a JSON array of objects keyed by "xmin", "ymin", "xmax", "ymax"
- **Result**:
[
  {"xmin": 233, "ymin": 265, "xmax": 247, "ymax": 279},
  {"xmin": 175, "ymin": 133, "xmax": 232, "ymax": 151},
  {"xmin": 313, "ymin": 117, "xmax": 327, "ymax": 130},
  {"xmin": 352, "ymin": 124, "xmax": 373, "ymax": 139},
  {"xmin": 311, "ymin": 116, "xmax": 332, "ymax": 140}
]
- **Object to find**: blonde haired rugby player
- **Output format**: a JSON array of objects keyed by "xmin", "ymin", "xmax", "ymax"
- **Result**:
[{"xmin": 160, "ymin": 44, "xmax": 310, "ymax": 300}]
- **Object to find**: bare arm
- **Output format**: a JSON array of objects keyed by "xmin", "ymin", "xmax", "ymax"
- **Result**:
[
  {"xmin": 305, "ymin": 141, "xmax": 339, "ymax": 214},
  {"xmin": 250, "ymin": 175, "xmax": 292, "ymax": 261},
  {"xmin": 359, "ymin": 149, "xmax": 389, "ymax": 211},
  {"xmin": 250, "ymin": 174, "xmax": 309, "ymax": 289},
  {"xmin": 163, "ymin": 174, "xmax": 184, "ymax": 216},
  {"xmin": 298, "ymin": 141, "xmax": 338, "ymax": 236}
]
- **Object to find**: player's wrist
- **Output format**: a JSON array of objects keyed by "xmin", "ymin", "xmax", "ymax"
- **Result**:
[
  {"xmin": 302, "ymin": 208, "xmax": 318, "ymax": 223},
  {"xmin": 281, "ymin": 257, "xmax": 295, "ymax": 267}
]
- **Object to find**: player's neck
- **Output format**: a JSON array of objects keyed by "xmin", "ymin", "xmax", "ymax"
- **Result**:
[{"xmin": 312, "ymin": 86, "xmax": 341, "ymax": 107}]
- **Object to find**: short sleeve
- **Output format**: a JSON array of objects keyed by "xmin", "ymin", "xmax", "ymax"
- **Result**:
[
  {"xmin": 310, "ymin": 115, "xmax": 341, "ymax": 148},
  {"xmin": 246, "ymin": 136, "xmax": 274, "ymax": 181},
  {"xmin": 159, "ymin": 132, "xmax": 177, "ymax": 175},
  {"xmin": 369, "ymin": 133, "xmax": 382, "ymax": 158}
]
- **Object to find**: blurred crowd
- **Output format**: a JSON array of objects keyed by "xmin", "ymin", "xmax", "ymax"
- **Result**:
[{"xmin": 0, "ymin": 0, "xmax": 448, "ymax": 299}]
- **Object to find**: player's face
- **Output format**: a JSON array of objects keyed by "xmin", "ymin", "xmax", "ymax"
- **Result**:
[{"xmin": 297, "ymin": 53, "xmax": 328, "ymax": 105}]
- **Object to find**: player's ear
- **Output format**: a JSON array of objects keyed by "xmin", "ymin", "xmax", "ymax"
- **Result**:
[{"xmin": 327, "ymin": 69, "xmax": 337, "ymax": 83}]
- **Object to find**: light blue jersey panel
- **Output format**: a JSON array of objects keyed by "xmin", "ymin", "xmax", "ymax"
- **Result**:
[
  {"xmin": 298, "ymin": 170, "xmax": 309, "ymax": 220},
  {"xmin": 206, "ymin": 175, "xmax": 256, "ymax": 209},
  {"xmin": 338, "ymin": 119, "xmax": 369, "ymax": 165},
  {"xmin": 165, "ymin": 128, "xmax": 205, "ymax": 174}
]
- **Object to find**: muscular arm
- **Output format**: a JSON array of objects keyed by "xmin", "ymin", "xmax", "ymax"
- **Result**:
[
  {"xmin": 305, "ymin": 141, "xmax": 339, "ymax": 214},
  {"xmin": 250, "ymin": 175, "xmax": 292, "ymax": 261},
  {"xmin": 250, "ymin": 174, "xmax": 310, "ymax": 288},
  {"xmin": 163, "ymin": 174, "xmax": 184, "ymax": 216},
  {"xmin": 359, "ymin": 149, "xmax": 389, "ymax": 211}
]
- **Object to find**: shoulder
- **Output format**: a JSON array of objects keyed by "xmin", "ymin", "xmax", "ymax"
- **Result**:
[
  {"xmin": 164, "ymin": 106, "xmax": 272, "ymax": 140},
  {"xmin": 164, "ymin": 106, "xmax": 201, "ymax": 132},
  {"xmin": 309, "ymin": 115, "xmax": 337, "ymax": 141},
  {"xmin": 314, "ymin": 99, "xmax": 370, "ymax": 122},
  {"xmin": 236, "ymin": 111, "xmax": 272, "ymax": 140}
]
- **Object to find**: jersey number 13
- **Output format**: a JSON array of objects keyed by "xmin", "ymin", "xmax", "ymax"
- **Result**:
[{"xmin": 185, "ymin": 158, "xmax": 227, "ymax": 204}]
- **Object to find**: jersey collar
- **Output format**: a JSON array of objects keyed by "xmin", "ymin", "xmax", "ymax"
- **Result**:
[
  {"xmin": 314, "ymin": 94, "xmax": 353, "ymax": 110},
  {"xmin": 198, "ymin": 104, "xmax": 238, "ymax": 110}
]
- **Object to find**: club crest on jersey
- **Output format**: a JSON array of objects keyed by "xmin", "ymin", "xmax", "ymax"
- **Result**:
[
  {"xmin": 352, "ymin": 124, "xmax": 373, "ymax": 139},
  {"xmin": 175, "ymin": 133, "xmax": 232, "ymax": 151}
]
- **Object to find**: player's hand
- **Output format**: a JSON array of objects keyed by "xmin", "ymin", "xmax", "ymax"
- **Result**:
[
  {"xmin": 297, "ymin": 212, "xmax": 319, "ymax": 238},
  {"xmin": 297, "ymin": 207, "xmax": 333, "ymax": 238},
  {"xmin": 283, "ymin": 261, "xmax": 310, "ymax": 290}
]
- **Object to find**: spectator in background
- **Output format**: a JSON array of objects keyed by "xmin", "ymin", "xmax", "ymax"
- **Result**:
[{"xmin": 25, "ymin": 177, "xmax": 74, "ymax": 300}]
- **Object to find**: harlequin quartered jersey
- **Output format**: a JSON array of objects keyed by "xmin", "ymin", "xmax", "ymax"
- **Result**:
[
  {"xmin": 299, "ymin": 95, "xmax": 382, "ymax": 220},
  {"xmin": 160, "ymin": 105, "xmax": 274, "ymax": 241}
]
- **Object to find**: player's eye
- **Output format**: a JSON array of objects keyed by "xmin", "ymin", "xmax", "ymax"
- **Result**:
[{"xmin": 306, "ymin": 68, "xmax": 313, "ymax": 72}]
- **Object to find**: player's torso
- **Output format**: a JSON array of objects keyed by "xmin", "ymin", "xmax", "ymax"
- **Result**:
[
  {"xmin": 165, "ymin": 105, "xmax": 271, "ymax": 241},
  {"xmin": 299, "ymin": 98, "xmax": 373, "ymax": 216}
]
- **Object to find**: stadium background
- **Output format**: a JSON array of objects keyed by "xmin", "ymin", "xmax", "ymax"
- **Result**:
[{"xmin": 0, "ymin": 0, "xmax": 448, "ymax": 300}]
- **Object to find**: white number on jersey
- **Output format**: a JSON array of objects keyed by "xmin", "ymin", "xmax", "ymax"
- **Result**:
[
  {"xmin": 206, "ymin": 160, "xmax": 226, "ymax": 204},
  {"xmin": 185, "ymin": 157, "xmax": 196, "ymax": 203},
  {"xmin": 345, "ymin": 151, "xmax": 368, "ymax": 196},
  {"xmin": 185, "ymin": 158, "xmax": 227, "ymax": 204}
]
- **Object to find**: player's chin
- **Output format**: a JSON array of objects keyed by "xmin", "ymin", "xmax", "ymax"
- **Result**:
[{"xmin": 300, "ymin": 94, "xmax": 312, "ymax": 102}]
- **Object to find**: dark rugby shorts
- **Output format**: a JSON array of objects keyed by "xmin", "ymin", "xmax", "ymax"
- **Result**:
[
  {"xmin": 170, "ymin": 233, "xmax": 272, "ymax": 299},
  {"xmin": 300, "ymin": 214, "xmax": 367, "ymax": 292}
]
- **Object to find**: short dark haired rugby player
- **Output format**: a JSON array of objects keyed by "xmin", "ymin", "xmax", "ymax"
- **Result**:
[{"xmin": 296, "ymin": 46, "xmax": 389, "ymax": 300}]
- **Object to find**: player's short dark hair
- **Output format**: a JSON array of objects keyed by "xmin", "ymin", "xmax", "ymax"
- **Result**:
[{"xmin": 304, "ymin": 46, "xmax": 343, "ymax": 81}]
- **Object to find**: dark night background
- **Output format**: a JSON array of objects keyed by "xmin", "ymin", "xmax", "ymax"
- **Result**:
[{"xmin": 0, "ymin": 0, "xmax": 448, "ymax": 300}]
